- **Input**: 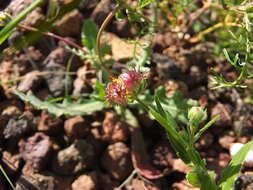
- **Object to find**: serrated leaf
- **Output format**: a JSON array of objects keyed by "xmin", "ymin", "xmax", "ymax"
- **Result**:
[
  {"xmin": 14, "ymin": 90, "xmax": 104, "ymax": 117},
  {"xmin": 218, "ymin": 141, "xmax": 253, "ymax": 190},
  {"xmin": 155, "ymin": 87, "xmax": 198, "ymax": 124},
  {"xmin": 81, "ymin": 19, "xmax": 99, "ymax": 50}
]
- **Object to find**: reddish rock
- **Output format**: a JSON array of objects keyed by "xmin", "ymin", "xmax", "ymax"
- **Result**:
[
  {"xmin": 172, "ymin": 180, "xmax": 199, "ymax": 190},
  {"xmin": 2, "ymin": 151, "xmax": 22, "ymax": 175},
  {"xmin": 0, "ymin": 116, "xmax": 8, "ymax": 139},
  {"xmin": 16, "ymin": 172, "xmax": 57, "ymax": 190},
  {"xmin": 197, "ymin": 132, "xmax": 214, "ymax": 149},
  {"xmin": 129, "ymin": 178, "xmax": 160, "ymax": 190},
  {"xmin": 97, "ymin": 172, "xmax": 119, "ymax": 190},
  {"xmin": 91, "ymin": 0, "xmax": 114, "ymax": 25},
  {"xmin": 211, "ymin": 103, "xmax": 232, "ymax": 126},
  {"xmin": 64, "ymin": 116, "xmax": 90, "ymax": 140},
  {"xmin": 52, "ymin": 140, "xmax": 96, "ymax": 175},
  {"xmin": 38, "ymin": 111, "xmax": 63, "ymax": 135},
  {"xmin": 101, "ymin": 112, "xmax": 129, "ymax": 142},
  {"xmin": 151, "ymin": 140, "xmax": 174, "ymax": 170},
  {"xmin": 54, "ymin": 10, "xmax": 83, "ymax": 37},
  {"xmin": 19, "ymin": 132, "xmax": 52, "ymax": 172},
  {"xmin": 219, "ymin": 133, "xmax": 236, "ymax": 150},
  {"xmin": 18, "ymin": 71, "xmax": 42, "ymax": 93},
  {"xmin": 173, "ymin": 159, "xmax": 191, "ymax": 174},
  {"xmin": 207, "ymin": 153, "xmax": 230, "ymax": 176},
  {"xmin": 71, "ymin": 171, "xmax": 98, "ymax": 190},
  {"xmin": 101, "ymin": 142, "xmax": 133, "ymax": 180}
]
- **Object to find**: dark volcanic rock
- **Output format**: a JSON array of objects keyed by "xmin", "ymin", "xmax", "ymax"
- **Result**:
[
  {"xmin": 43, "ymin": 62, "xmax": 71, "ymax": 97},
  {"xmin": 3, "ymin": 115, "xmax": 35, "ymax": 139}
]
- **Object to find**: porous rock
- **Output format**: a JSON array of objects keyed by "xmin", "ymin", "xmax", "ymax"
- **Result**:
[
  {"xmin": 3, "ymin": 115, "xmax": 35, "ymax": 139},
  {"xmin": 19, "ymin": 132, "xmax": 52, "ymax": 172},
  {"xmin": 38, "ymin": 111, "xmax": 63, "ymax": 135},
  {"xmin": 52, "ymin": 139, "xmax": 96, "ymax": 175},
  {"xmin": 64, "ymin": 115, "xmax": 90, "ymax": 140},
  {"xmin": 101, "ymin": 112, "xmax": 129, "ymax": 142},
  {"xmin": 54, "ymin": 10, "xmax": 83, "ymax": 37},
  {"xmin": 71, "ymin": 171, "xmax": 98, "ymax": 190},
  {"xmin": 101, "ymin": 142, "xmax": 133, "ymax": 180},
  {"xmin": 16, "ymin": 172, "xmax": 57, "ymax": 190}
]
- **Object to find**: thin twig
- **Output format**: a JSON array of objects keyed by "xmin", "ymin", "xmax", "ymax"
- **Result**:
[
  {"xmin": 117, "ymin": 169, "xmax": 137, "ymax": 189},
  {"xmin": 18, "ymin": 24, "xmax": 89, "ymax": 55},
  {"xmin": 189, "ymin": 22, "xmax": 242, "ymax": 43}
]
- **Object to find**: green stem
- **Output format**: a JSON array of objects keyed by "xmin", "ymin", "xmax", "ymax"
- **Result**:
[{"xmin": 0, "ymin": 164, "xmax": 15, "ymax": 190}]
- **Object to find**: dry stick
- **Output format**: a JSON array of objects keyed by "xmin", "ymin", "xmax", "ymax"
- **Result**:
[
  {"xmin": 96, "ymin": 4, "xmax": 121, "ymax": 73},
  {"xmin": 18, "ymin": 24, "xmax": 89, "ymax": 55},
  {"xmin": 189, "ymin": 22, "xmax": 242, "ymax": 43}
]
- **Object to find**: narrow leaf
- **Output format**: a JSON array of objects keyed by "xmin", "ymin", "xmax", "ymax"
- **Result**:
[
  {"xmin": 138, "ymin": 0, "xmax": 155, "ymax": 9},
  {"xmin": 218, "ymin": 141, "xmax": 253, "ymax": 190},
  {"xmin": 14, "ymin": 90, "xmax": 104, "ymax": 117},
  {"xmin": 154, "ymin": 95, "xmax": 166, "ymax": 118},
  {"xmin": 0, "ymin": 0, "xmax": 43, "ymax": 44}
]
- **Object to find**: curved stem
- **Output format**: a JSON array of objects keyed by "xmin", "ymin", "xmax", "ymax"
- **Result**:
[{"xmin": 96, "ymin": 4, "xmax": 121, "ymax": 68}]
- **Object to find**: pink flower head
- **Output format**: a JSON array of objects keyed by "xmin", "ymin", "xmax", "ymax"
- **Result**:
[
  {"xmin": 105, "ymin": 70, "xmax": 146, "ymax": 105},
  {"xmin": 105, "ymin": 80, "xmax": 128, "ymax": 105},
  {"xmin": 119, "ymin": 70, "xmax": 143, "ymax": 92}
]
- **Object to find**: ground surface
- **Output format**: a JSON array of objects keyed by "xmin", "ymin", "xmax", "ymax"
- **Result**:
[{"xmin": 1, "ymin": 0, "xmax": 253, "ymax": 190}]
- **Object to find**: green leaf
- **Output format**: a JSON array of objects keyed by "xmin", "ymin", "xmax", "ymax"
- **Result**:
[
  {"xmin": 194, "ymin": 115, "xmax": 220, "ymax": 142},
  {"xmin": 94, "ymin": 80, "xmax": 106, "ymax": 99},
  {"xmin": 0, "ymin": 0, "xmax": 43, "ymax": 45},
  {"xmin": 81, "ymin": 19, "xmax": 99, "ymax": 50},
  {"xmin": 186, "ymin": 171, "xmax": 201, "ymax": 188},
  {"xmin": 138, "ymin": 0, "xmax": 155, "ymax": 9},
  {"xmin": 100, "ymin": 44, "xmax": 111, "ymax": 55},
  {"xmin": 149, "ymin": 109, "xmax": 190, "ymax": 163},
  {"xmin": 218, "ymin": 141, "xmax": 253, "ymax": 190},
  {"xmin": 154, "ymin": 95, "xmax": 166, "ymax": 118},
  {"xmin": 14, "ymin": 90, "xmax": 105, "ymax": 117}
]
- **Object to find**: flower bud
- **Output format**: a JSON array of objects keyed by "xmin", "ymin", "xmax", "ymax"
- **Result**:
[
  {"xmin": 119, "ymin": 70, "xmax": 143, "ymax": 93},
  {"xmin": 0, "ymin": 11, "xmax": 11, "ymax": 27},
  {"xmin": 188, "ymin": 106, "xmax": 207, "ymax": 127}
]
